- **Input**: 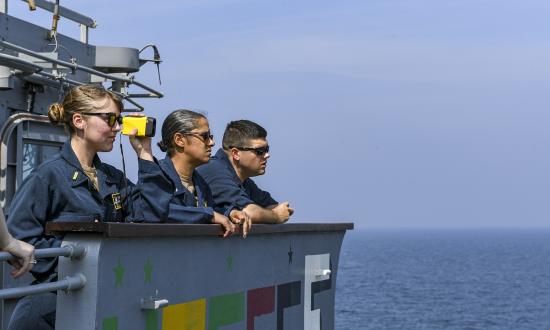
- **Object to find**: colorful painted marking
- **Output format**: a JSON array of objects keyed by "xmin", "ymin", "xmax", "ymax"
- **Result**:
[
  {"xmin": 162, "ymin": 298, "xmax": 206, "ymax": 330},
  {"xmin": 304, "ymin": 254, "xmax": 331, "ymax": 330},
  {"xmin": 247, "ymin": 286, "xmax": 275, "ymax": 330},
  {"xmin": 146, "ymin": 310, "xmax": 159, "ymax": 330},
  {"xmin": 277, "ymin": 281, "xmax": 302, "ymax": 330},
  {"xmin": 208, "ymin": 292, "xmax": 245, "ymax": 330},
  {"xmin": 148, "ymin": 253, "xmax": 332, "ymax": 329}
]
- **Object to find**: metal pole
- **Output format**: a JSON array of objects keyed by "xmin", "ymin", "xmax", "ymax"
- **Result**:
[
  {"xmin": 80, "ymin": 24, "xmax": 88, "ymax": 44},
  {"xmin": 0, "ymin": 245, "xmax": 86, "ymax": 262},
  {"xmin": 0, "ymin": 113, "xmax": 51, "ymax": 208},
  {"xmin": 0, "ymin": 41, "xmax": 164, "ymax": 98},
  {"xmin": 0, "ymin": 273, "xmax": 86, "ymax": 299},
  {"xmin": 0, "ymin": 53, "xmax": 43, "ymax": 74},
  {"xmin": 126, "ymin": 93, "xmax": 162, "ymax": 98},
  {"xmin": 20, "ymin": 0, "xmax": 96, "ymax": 27}
]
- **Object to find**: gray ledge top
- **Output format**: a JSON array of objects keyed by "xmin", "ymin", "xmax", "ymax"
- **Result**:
[{"xmin": 45, "ymin": 222, "xmax": 354, "ymax": 238}]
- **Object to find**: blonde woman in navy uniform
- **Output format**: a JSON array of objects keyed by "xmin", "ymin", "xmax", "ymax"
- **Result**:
[
  {"xmin": 141, "ymin": 109, "xmax": 250, "ymax": 237},
  {"xmin": 6, "ymin": 84, "xmax": 158, "ymax": 330}
]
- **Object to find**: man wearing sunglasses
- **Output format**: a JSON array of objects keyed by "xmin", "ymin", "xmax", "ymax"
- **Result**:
[{"xmin": 197, "ymin": 120, "xmax": 293, "ymax": 224}]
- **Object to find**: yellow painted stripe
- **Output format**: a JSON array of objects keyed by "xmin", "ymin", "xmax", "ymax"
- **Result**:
[{"xmin": 162, "ymin": 298, "xmax": 206, "ymax": 330}]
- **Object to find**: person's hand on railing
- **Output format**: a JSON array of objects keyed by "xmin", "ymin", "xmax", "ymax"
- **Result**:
[
  {"xmin": 3, "ymin": 237, "xmax": 35, "ymax": 278},
  {"xmin": 230, "ymin": 209, "xmax": 252, "ymax": 238},
  {"xmin": 213, "ymin": 212, "xmax": 236, "ymax": 238},
  {"xmin": 271, "ymin": 202, "xmax": 294, "ymax": 224}
]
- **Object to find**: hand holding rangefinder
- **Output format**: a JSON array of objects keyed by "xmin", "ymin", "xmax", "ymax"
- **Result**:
[{"xmin": 121, "ymin": 116, "xmax": 156, "ymax": 137}]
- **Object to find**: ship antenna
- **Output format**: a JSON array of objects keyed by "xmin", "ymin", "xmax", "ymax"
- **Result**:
[
  {"xmin": 49, "ymin": 0, "xmax": 61, "ymax": 40},
  {"xmin": 139, "ymin": 44, "xmax": 163, "ymax": 85}
]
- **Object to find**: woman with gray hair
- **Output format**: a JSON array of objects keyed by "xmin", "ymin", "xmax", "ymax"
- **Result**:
[{"xmin": 139, "ymin": 109, "xmax": 250, "ymax": 237}]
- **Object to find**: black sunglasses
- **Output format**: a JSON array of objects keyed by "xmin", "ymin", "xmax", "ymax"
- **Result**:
[
  {"xmin": 230, "ymin": 145, "xmax": 270, "ymax": 156},
  {"xmin": 81, "ymin": 112, "xmax": 122, "ymax": 127},
  {"xmin": 185, "ymin": 131, "xmax": 214, "ymax": 143}
]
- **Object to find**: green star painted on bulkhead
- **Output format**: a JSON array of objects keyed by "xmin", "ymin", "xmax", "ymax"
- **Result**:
[
  {"xmin": 102, "ymin": 316, "xmax": 118, "ymax": 330},
  {"xmin": 226, "ymin": 255, "xmax": 233, "ymax": 272},
  {"xmin": 113, "ymin": 259, "xmax": 125, "ymax": 288},
  {"xmin": 144, "ymin": 258, "xmax": 153, "ymax": 284}
]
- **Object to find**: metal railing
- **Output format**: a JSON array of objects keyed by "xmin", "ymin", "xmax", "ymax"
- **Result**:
[
  {"xmin": 0, "ymin": 113, "xmax": 53, "ymax": 208},
  {"xmin": 0, "ymin": 41, "xmax": 163, "ymax": 98},
  {"xmin": 0, "ymin": 41, "xmax": 163, "ymax": 111},
  {"xmin": 20, "ymin": 0, "xmax": 96, "ymax": 28},
  {"xmin": 1, "ymin": 0, "xmax": 96, "ymax": 43},
  {"xmin": 0, "ymin": 274, "xmax": 86, "ymax": 299},
  {"xmin": 0, "ymin": 245, "xmax": 85, "ymax": 262},
  {"xmin": 0, "ymin": 53, "xmax": 149, "ymax": 111},
  {"xmin": 0, "ymin": 245, "xmax": 87, "ymax": 299}
]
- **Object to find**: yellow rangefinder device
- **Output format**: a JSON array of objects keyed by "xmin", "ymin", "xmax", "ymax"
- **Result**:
[{"xmin": 121, "ymin": 116, "xmax": 156, "ymax": 137}]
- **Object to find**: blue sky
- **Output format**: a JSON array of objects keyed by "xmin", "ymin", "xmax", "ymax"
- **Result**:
[{"xmin": 10, "ymin": 1, "xmax": 550, "ymax": 228}]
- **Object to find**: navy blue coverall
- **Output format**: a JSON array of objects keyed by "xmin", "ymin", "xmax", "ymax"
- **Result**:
[
  {"xmin": 6, "ymin": 140, "xmax": 163, "ymax": 281},
  {"xmin": 5, "ymin": 140, "xmax": 165, "ymax": 330},
  {"xmin": 134, "ymin": 156, "xmax": 228, "ymax": 223},
  {"xmin": 197, "ymin": 148, "xmax": 277, "ymax": 213}
]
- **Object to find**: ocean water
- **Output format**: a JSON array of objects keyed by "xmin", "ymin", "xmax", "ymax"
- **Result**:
[{"xmin": 335, "ymin": 229, "xmax": 550, "ymax": 330}]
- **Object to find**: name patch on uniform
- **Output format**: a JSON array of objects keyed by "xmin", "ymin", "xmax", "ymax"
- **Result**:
[
  {"xmin": 111, "ymin": 193, "xmax": 122, "ymax": 210},
  {"xmin": 72, "ymin": 171, "xmax": 79, "ymax": 180}
]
